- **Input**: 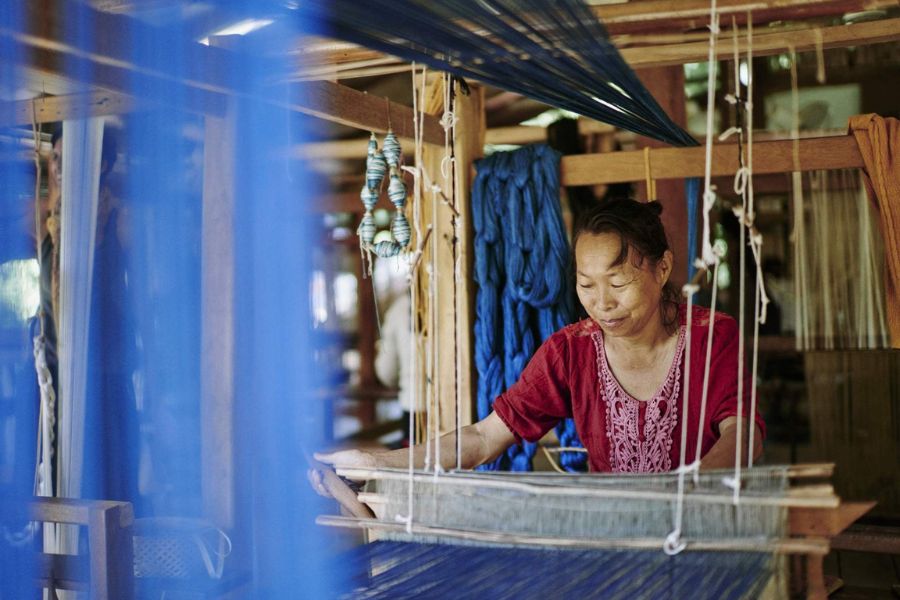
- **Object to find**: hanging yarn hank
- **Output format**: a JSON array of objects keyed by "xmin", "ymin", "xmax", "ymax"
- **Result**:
[{"xmin": 472, "ymin": 144, "xmax": 585, "ymax": 472}]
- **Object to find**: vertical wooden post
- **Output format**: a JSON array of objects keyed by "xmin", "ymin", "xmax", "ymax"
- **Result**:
[
  {"xmin": 200, "ymin": 37, "xmax": 237, "ymax": 530},
  {"xmin": 420, "ymin": 76, "xmax": 485, "ymax": 435},
  {"xmin": 636, "ymin": 66, "xmax": 689, "ymax": 287},
  {"xmin": 87, "ymin": 502, "xmax": 134, "ymax": 600}
]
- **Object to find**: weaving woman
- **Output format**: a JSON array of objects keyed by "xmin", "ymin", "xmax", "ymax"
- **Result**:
[{"xmin": 314, "ymin": 199, "xmax": 764, "ymax": 482}]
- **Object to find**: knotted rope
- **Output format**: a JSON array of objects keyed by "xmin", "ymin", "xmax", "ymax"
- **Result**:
[{"xmin": 472, "ymin": 144, "xmax": 584, "ymax": 472}]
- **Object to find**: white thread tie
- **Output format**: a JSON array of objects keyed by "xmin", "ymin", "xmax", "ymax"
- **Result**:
[{"xmin": 663, "ymin": 529, "xmax": 687, "ymax": 555}]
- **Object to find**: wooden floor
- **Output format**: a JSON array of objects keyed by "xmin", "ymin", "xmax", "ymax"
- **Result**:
[{"xmin": 826, "ymin": 550, "xmax": 900, "ymax": 599}]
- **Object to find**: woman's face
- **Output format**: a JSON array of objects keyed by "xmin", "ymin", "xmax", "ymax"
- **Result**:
[{"xmin": 574, "ymin": 232, "xmax": 672, "ymax": 340}]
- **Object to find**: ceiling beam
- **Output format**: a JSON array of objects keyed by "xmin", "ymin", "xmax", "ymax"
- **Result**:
[
  {"xmin": 290, "ymin": 1, "xmax": 897, "ymax": 71},
  {"xmin": 1, "ymin": 90, "xmax": 134, "ymax": 127},
  {"xmin": 560, "ymin": 134, "xmax": 863, "ymax": 186},
  {"xmin": 3, "ymin": 0, "xmax": 443, "ymax": 142},
  {"xmin": 621, "ymin": 16, "xmax": 900, "ymax": 69},
  {"xmin": 593, "ymin": 0, "xmax": 898, "ymax": 33}
]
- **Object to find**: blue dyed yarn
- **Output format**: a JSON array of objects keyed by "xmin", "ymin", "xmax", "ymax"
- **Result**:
[
  {"xmin": 341, "ymin": 541, "xmax": 777, "ymax": 600},
  {"xmin": 685, "ymin": 178, "xmax": 701, "ymax": 281},
  {"xmin": 472, "ymin": 144, "xmax": 585, "ymax": 472}
]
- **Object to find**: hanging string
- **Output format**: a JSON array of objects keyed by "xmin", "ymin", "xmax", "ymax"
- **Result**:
[
  {"xmin": 666, "ymin": 281, "xmax": 699, "ymax": 556},
  {"xmin": 643, "ymin": 146, "xmax": 656, "ymax": 201},
  {"xmin": 668, "ymin": 0, "xmax": 720, "ymax": 554},
  {"xmin": 788, "ymin": 45, "xmax": 809, "ymax": 349},
  {"xmin": 725, "ymin": 16, "xmax": 746, "ymax": 504}
]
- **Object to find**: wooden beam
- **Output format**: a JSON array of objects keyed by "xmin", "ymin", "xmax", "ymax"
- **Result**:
[
  {"xmin": 622, "ymin": 17, "xmax": 900, "ymax": 70},
  {"xmin": 593, "ymin": 0, "xmax": 897, "ymax": 30},
  {"xmin": 5, "ymin": 1, "xmax": 442, "ymax": 141},
  {"xmin": 289, "ymin": 81, "xmax": 443, "ymax": 144},
  {"xmin": 789, "ymin": 501, "xmax": 875, "ymax": 537},
  {"xmin": 560, "ymin": 135, "xmax": 864, "ymax": 186},
  {"xmin": 0, "ymin": 91, "xmax": 134, "ymax": 127},
  {"xmin": 291, "ymin": 1, "xmax": 894, "ymax": 69}
]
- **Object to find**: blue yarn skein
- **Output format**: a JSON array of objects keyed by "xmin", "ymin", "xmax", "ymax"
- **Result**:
[{"xmin": 472, "ymin": 144, "xmax": 585, "ymax": 472}]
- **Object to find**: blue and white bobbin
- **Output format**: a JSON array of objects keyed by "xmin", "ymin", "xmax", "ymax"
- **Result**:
[
  {"xmin": 391, "ymin": 212, "xmax": 411, "ymax": 247},
  {"xmin": 358, "ymin": 211, "xmax": 376, "ymax": 245},
  {"xmin": 366, "ymin": 151, "xmax": 387, "ymax": 190},
  {"xmin": 372, "ymin": 239, "xmax": 404, "ymax": 258},
  {"xmin": 360, "ymin": 184, "xmax": 378, "ymax": 211},
  {"xmin": 382, "ymin": 130, "xmax": 401, "ymax": 168},
  {"xmin": 387, "ymin": 172, "xmax": 407, "ymax": 208}
]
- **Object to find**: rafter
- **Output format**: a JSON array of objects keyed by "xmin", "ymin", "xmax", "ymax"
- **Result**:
[
  {"xmin": 559, "ymin": 135, "xmax": 863, "ymax": 186},
  {"xmin": 3, "ymin": 0, "xmax": 443, "ymax": 142}
]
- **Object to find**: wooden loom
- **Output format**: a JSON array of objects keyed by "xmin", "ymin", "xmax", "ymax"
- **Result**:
[{"xmin": 6, "ymin": 2, "xmax": 893, "ymax": 597}]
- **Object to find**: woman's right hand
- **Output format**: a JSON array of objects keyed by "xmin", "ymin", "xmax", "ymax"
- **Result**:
[
  {"xmin": 314, "ymin": 449, "xmax": 379, "ymax": 471},
  {"xmin": 308, "ymin": 449, "xmax": 378, "ymax": 499}
]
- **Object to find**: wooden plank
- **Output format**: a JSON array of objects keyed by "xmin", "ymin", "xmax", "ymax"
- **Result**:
[
  {"xmin": 88, "ymin": 502, "xmax": 134, "ymax": 600},
  {"xmin": 593, "ymin": 0, "xmax": 897, "ymax": 28},
  {"xmin": 317, "ymin": 514, "xmax": 833, "ymax": 555},
  {"xmin": 622, "ymin": 17, "xmax": 900, "ymax": 70},
  {"xmin": 451, "ymin": 81, "xmax": 484, "ymax": 430},
  {"xmin": 34, "ymin": 553, "xmax": 91, "ymax": 592},
  {"xmin": 291, "ymin": 1, "xmax": 893, "ymax": 68},
  {"xmin": 789, "ymin": 502, "xmax": 876, "ymax": 537},
  {"xmin": 7, "ymin": 2, "xmax": 442, "ymax": 141},
  {"xmin": 0, "ymin": 91, "xmax": 134, "ymax": 127},
  {"xmin": 831, "ymin": 524, "xmax": 900, "ymax": 553},
  {"xmin": 560, "ymin": 135, "xmax": 864, "ymax": 186},
  {"xmin": 289, "ymin": 81, "xmax": 443, "ymax": 144}
]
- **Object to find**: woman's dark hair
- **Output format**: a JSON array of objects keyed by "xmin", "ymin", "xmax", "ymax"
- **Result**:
[{"xmin": 572, "ymin": 198, "xmax": 680, "ymax": 333}]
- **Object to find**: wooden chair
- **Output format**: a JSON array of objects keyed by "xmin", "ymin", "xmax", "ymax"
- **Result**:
[{"xmin": 27, "ymin": 496, "xmax": 135, "ymax": 600}]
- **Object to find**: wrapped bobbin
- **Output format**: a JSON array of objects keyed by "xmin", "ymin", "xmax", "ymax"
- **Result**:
[
  {"xmin": 382, "ymin": 130, "xmax": 402, "ymax": 167},
  {"xmin": 360, "ymin": 185, "xmax": 378, "ymax": 211},
  {"xmin": 373, "ymin": 239, "xmax": 403, "ymax": 258},
  {"xmin": 366, "ymin": 151, "xmax": 387, "ymax": 190},
  {"xmin": 391, "ymin": 212, "xmax": 410, "ymax": 247},
  {"xmin": 358, "ymin": 211, "xmax": 376, "ymax": 245},
  {"xmin": 387, "ymin": 173, "xmax": 407, "ymax": 208},
  {"xmin": 367, "ymin": 132, "xmax": 378, "ymax": 156}
]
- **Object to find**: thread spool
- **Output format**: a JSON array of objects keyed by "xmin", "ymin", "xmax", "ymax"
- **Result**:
[
  {"xmin": 388, "ymin": 172, "xmax": 407, "ymax": 208},
  {"xmin": 360, "ymin": 185, "xmax": 378, "ymax": 211},
  {"xmin": 367, "ymin": 151, "xmax": 387, "ymax": 190},
  {"xmin": 358, "ymin": 211, "xmax": 376, "ymax": 245},
  {"xmin": 383, "ymin": 130, "xmax": 402, "ymax": 167},
  {"xmin": 392, "ymin": 212, "xmax": 411, "ymax": 246},
  {"xmin": 373, "ymin": 239, "xmax": 403, "ymax": 258}
]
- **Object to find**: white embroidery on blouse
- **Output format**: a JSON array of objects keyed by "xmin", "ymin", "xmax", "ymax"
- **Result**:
[{"xmin": 592, "ymin": 327, "xmax": 686, "ymax": 473}]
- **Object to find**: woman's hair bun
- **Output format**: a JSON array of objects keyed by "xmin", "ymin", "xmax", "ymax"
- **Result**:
[{"xmin": 646, "ymin": 201, "xmax": 664, "ymax": 217}]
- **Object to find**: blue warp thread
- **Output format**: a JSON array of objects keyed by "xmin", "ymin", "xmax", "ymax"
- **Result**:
[
  {"xmin": 340, "ymin": 541, "xmax": 777, "ymax": 600},
  {"xmin": 472, "ymin": 144, "xmax": 585, "ymax": 472}
]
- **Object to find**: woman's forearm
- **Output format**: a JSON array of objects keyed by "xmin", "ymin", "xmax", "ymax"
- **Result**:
[
  {"xmin": 374, "ymin": 414, "xmax": 514, "ymax": 471},
  {"xmin": 700, "ymin": 417, "xmax": 763, "ymax": 470}
]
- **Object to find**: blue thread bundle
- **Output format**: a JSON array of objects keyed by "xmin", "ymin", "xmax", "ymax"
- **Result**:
[{"xmin": 472, "ymin": 144, "xmax": 585, "ymax": 472}]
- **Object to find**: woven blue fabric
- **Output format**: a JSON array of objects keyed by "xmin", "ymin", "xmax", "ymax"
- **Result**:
[
  {"xmin": 472, "ymin": 144, "xmax": 584, "ymax": 472},
  {"xmin": 341, "ymin": 541, "xmax": 777, "ymax": 600}
]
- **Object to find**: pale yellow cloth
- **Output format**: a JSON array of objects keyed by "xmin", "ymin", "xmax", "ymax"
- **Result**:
[{"xmin": 849, "ymin": 114, "xmax": 900, "ymax": 348}]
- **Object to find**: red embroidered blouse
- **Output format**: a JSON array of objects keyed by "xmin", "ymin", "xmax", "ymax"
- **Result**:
[{"xmin": 492, "ymin": 305, "xmax": 765, "ymax": 473}]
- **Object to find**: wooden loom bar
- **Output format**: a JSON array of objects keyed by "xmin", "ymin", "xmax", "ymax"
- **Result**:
[
  {"xmin": 317, "ymin": 515, "xmax": 833, "ymax": 555},
  {"xmin": 560, "ymin": 135, "xmax": 863, "ymax": 186},
  {"xmin": 621, "ymin": 17, "xmax": 900, "ymax": 70},
  {"xmin": 6, "ymin": 1, "xmax": 444, "ymax": 143},
  {"xmin": 336, "ymin": 468, "xmax": 840, "ymax": 508}
]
